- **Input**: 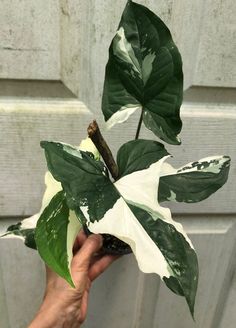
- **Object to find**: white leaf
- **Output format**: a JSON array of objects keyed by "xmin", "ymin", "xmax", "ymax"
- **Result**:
[
  {"xmin": 88, "ymin": 156, "xmax": 194, "ymax": 279},
  {"xmin": 89, "ymin": 197, "xmax": 170, "ymax": 278},
  {"xmin": 106, "ymin": 105, "xmax": 141, "ymax": 130}
]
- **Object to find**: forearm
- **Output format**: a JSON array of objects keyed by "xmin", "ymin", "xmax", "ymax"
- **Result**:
[{"xmin": 28, "ymin": 298, "xmax": 82, "ymax": 328}]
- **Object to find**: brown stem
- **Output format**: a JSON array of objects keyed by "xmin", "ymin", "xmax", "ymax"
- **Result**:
[{"xmin": 87, "ymin": 120, "xmax": 119, "ymax": 180}]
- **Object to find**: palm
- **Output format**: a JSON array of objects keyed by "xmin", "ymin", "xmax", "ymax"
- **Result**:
[{"xmin": 45, "ymin": 231, "xmax": 120, "ymax": 324}]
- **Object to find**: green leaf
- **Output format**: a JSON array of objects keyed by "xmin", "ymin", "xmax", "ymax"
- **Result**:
[
  {"xmin": 85, "ymin": 156, "xmax": 198, "ymax": 316},
  {"xmin": 159, "ymin": 156, "xmax": 231, "ymax": 203},
  {"xmin": 102, "ymin": 0, "xmax": 183, "ymax": 144},
  {"xmin": 117, "ymin": 139, "xmax": 169, "ymax": 177},
  {"xmin": 40, "ymin": 141, "xmax": 120, "ymax": 222},
  {"xmin": 35, "ymin": 191, "xmax": 81, "ymax": 287}
]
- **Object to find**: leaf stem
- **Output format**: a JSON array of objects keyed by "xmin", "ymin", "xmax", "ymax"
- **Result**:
[
  {"xmin": 135, "ymin": 108, "xmax": 143, "ymax": 140},
  {"xmin": 87, "ymin": 120, "xmax": 119, "ymax": 180}
]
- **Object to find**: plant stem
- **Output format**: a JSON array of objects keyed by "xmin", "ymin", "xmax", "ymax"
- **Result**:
[
  {"xmin": 87, "ymin": 120, "xmax": 119, "ymax": 180},
  {"xmin": 135, "ymin": 108, "xmax": 143, "ymax": 140}
]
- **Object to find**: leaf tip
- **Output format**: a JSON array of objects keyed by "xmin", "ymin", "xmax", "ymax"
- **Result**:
[
  {"xmin": 188, "ymin": 301, "xmax": 196, "ymax": 321},
  {"xmin": 40, "ymin": 140, "xmax": 48, "ymax": 149},
  {"xmin": 223, "ymin": 155, "xmax": 231, "ymax": 164},
  {"xmin": 66, "ymin": 275, "xmax": 76, "ymax": 289}
]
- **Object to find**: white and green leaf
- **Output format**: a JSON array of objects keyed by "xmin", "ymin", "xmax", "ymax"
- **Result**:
[
  {"xmin": 0, "ymin": 171, "xmax": 63, "ymax": 249},
  {"xmin": 35, "ymin": 191, "xmax": 81, "ymax": 287},
  {"xmin": 102, "ymin": 0, "xmax": 183, "ymax": 144},
  {"xmin": 1, "ymin": 138, "xmax": 102, "ymax": 287},
  {"xmin": 79, "ymin": 137, "xmax": 100, "ymax": 161},
  {"xmin": 87, "ymin": 158, "xmax": 198, "ymax": 317},
  {"xmin": 159, "ymin": 156, "xmax": 231, "ymax": 203},
  {"xmin": 41, "ymin": 140, "xmax": 198, "ymax": 315},
  {"xmin": 1, "ymin": 214, "xmax": 39, "ymax": 250},
  {"xmin": 41, "ymin": 141, "xmax": 120, "ymax": 222}
]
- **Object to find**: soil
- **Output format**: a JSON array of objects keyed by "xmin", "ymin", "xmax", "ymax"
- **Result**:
[{"xmin": 83, "ymin": 225, "xmax": 132, "ymax": 255}]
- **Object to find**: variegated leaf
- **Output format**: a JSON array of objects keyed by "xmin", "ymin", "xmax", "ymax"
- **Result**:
[
  {"xmin": 41, "ymin": 141, "xmax": 120, "ymax": 222},
  {"xmin": 35, "ymin": 191, "xmax": 81, "ymax": 287},
  {"xmin": 79, "ymin": 137, "xmax": 100, "ymax": 161},
  {"xmin": 88, "ymin": 159, "xmax": 198, "ymax": 317},
  {"xmin": 159, "ymin": 156, "xmax": 231, "ymax": 203},
  {"xmin": 1, "ymin": 138, "xmax": 99, "ymax": 285},
  {"xmin": 0, "ymin": 138, "xmax": 99, "ymax": 285},
  {"xmin": 0, "ymin": 171, "xmax": 63, "ymax": 249},
  {"xmin": 102, "ymin": 0, "xmax": 183, "ymax": 144},
  {"xmin": 42, "ymin": 141, "xmax": 198, "ymax": 316},
  {"xmin": 1, "ymin": 214, "xmax": 39, "ymax": 250}
]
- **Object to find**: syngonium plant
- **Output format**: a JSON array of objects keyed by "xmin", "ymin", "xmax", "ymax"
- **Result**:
[{"xmin": 1, "ymin": 0, "xmax": 230, "ymax": 318}]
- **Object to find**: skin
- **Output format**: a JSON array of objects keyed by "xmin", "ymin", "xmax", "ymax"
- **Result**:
[{"xmin": 29, "ymin": 231, "xmax": 120, "ymax": 328}]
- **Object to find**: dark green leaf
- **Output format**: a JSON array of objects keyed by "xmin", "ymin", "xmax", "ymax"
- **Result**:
[
  {"xmin": 117, "ymin": 139, "xmax": 169, "ymax": 177},
  {"xmin": 41, "ymin": 141, "xmax": 120, "ymax": 223},
  {"xmin": 102, "ymin": 0, "xmax": 183, "ymax": 144},
  {"xmin": 163, "ymin": 276, "xmax": 184, "ymax": 296}
]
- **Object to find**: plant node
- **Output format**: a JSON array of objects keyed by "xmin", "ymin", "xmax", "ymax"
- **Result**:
[{"xmin": 87, "ymin": 120, "xmax": 119, "ymax": 180}]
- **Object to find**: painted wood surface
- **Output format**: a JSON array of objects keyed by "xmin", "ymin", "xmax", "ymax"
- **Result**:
[
  {"xmin": 0, "ymin": 0, "xmax": 236, "ymax": 327},
  {"xmin": 0, "ymin": 0, "xmax": 60, "ymax": 80},
  {"xmin": 0, "ymin": 99, "xmax": 91, "ymax": 216},
  {"xmin": 0, "ymin": 101, "xmax": 235, "ymax": 216}
]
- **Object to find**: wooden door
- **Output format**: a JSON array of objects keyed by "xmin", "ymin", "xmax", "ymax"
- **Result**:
[{"xmin": 0, "ymin": 1, "xmax": 235, "ymax": 327}]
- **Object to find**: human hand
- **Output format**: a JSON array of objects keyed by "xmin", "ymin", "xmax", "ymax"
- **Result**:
[{"xmin": 29, "ymin": 231, "xmax": 120, "ymax": 328}]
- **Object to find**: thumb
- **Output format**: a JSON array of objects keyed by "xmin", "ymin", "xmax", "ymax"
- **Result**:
[{"xmin": 73, "ymin": 234, "xmax": 103, "ymax": 271}]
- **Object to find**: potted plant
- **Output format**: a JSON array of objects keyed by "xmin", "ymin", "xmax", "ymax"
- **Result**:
[{"xmin": 1, "ymin": 0, "xmax": 230, "ymax": 318}]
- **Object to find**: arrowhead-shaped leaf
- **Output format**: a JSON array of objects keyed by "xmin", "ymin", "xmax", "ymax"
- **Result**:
[
  {"xmin": 35, "ymin": 190, "xmax": 81, "ymax": 287},
  {"xmin": 40, "ymin": 140, "xmax": 199, "ymax": 315},
  {"xmin": 102, "ymin": 0, "xmax": 183, "ymax": 144},
  {"xmin": 159, "ymin": 156, "xmax": 231, "ymax": 203},
  {"xmin": 42, "ymin": 141, "xmax": 198, "ymax": 315},
  {"xmin": 117, "ymin": 139, "xmax": 169, "ymax": 177},
  {"xmin": 88, "ymin": 158, "xmax": 198, "ymax": 317},
  {"xmin": 40, "ymin": 141, "xmax": 120, "ymax": 222}
]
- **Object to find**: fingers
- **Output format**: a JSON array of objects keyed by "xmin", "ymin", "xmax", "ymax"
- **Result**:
[
  {"xmin": 73, "ymin": 234, "xmax": 103, "ymax": 272},
  {"xmin": 73, "ymin": 230, "xmax": 87, "ymax": 253},
  {"xmin": 79, "ymin": 281, "xmax": 91, "ymax": 324},
  {"xmin": 89, "ymin": 254, "xmax": 121, "ymax": 281}
]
